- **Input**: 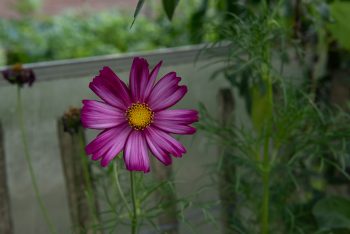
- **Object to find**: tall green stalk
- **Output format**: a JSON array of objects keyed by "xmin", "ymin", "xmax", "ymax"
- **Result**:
[
  {"xmin": 261, "ymin": 161, "xmax": 270, "ymax": 234},
  {"xmin": 113, "ymin": 162, "xmax": 132, "ymax": 215},
  {"xmin": 260, "ymin": 5, "xmax": 273, "ymax": 228},
  {"xmin": 16, "ymin": 86, "xmax": 57, "ymax": 234},
  {"xmin": 261, "ymin": 127, "xmax": 271, "ymax": 234},
  {"xmin": 130, "ymin": 171, "xmax": 138, "ymax": 234}
]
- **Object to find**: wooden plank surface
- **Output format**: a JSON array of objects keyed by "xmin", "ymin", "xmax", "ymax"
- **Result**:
[
  {"xmin": 57, "ymin": 119, "xmax": 100, "ymax": 233},
  {"xmin": 0, "ymin": 122, "xmax": 13, "ymax": 234},
  {"xmin": 151, "ymin": 159, "xmax": 179, "ymax": 234},
  {"xmin": 217, "ymin": 89, "xmax": 236, "ymax": 234},
  {"xmin": 0, "ymin": 43, "xmax": 229, "ymax": 86}
]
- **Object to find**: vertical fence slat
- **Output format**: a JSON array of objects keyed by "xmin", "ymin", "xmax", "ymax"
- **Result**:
[
  {"xmin": 217, "ymin": 88, "xmax": 236, "ymax": 234},
  {"xmin": 152, "ymin": 159, "xmax": 178, "ymax": 234},
  {"xmin": 57, "ymin": 120, "xmax": 99, "ymax": 233},
  {"xmin": 0, "ymin": 122, "xmax": 13, "ymax": 234}
]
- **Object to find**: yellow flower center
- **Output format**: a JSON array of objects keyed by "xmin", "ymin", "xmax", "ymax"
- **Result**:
[{"xmin": 126, "ymin": 103, "xmax": 154, "ymax": 130}]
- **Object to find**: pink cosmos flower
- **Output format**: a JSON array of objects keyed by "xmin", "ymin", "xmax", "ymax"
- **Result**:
[
  {"xmin": 81, "ymin": 57, "xmax": 198, "ymax": 173},
  {"xmin": 2, "ymin": 64, "xmax": 35, "ymax": 87}
]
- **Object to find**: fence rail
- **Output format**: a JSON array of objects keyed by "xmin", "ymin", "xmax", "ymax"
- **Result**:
[{"xmin": 0, "ymin": 43, "xmax": 229, "ymax": 86}]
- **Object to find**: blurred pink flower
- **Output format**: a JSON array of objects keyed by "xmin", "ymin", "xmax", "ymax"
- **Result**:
[
  {"xmin": 2, "ymin": 64, "xmax": 35, "ymax": 87},
  {"xmin": 81, "ymin": 57, "xmax": 198, "ymax": 172}
]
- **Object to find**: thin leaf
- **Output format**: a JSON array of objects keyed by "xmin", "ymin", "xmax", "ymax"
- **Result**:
[
  {"xmin": 131, "ymin": 0, "xmax": 146, "ymax": 28},
  {"xmin": 328, "ymin": 1, "xmax": 350, "ymax": 51},
  {"xmin": 162, "ymin": 0, "xmax": 179, "ymax": 21},
  {"xmin": 313, "ymin": 196, "xmax": 350, "ymax": 231}
]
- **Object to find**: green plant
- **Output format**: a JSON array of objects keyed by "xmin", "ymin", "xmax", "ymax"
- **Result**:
[
  {"xmin": 0, "ymin": 8, "xmax": 204, "ymax": 65},
  {"xmin": 197, "ymin": 0, "xmax": 350, "ymax": 233}
]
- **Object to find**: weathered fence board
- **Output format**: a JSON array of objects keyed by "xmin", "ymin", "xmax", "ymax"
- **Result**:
[
  {"xmin": 57, "ymin": 119, "xmax": 99, "ymax": 233},
  {"xmin": 218, "ymin": 89, "xmax": 236, "ymax": 234},
  {"xmin": 0, "ymin": 122, "xmax": 13, "ymax": 234},
  {"xmin": 152, "ymin": 159, "xmax": 178, "ymax": 234}
]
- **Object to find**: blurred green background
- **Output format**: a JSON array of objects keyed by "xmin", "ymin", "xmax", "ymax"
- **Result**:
[{"xmin": 0, "ymin": 0, "xmax": 216, "ymax": 65}]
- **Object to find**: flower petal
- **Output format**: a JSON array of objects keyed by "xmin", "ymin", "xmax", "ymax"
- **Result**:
[
  {"xmin": 141, "ymin": 61, "xmax": 162, "ymax": 102},
  {"xmin": 85, "ymin": 123, "xmax": 131, "ymax": 167},
  {"xmin": 129, "ymin": 57, "xmax": 149, "ymax": 102},
  {"xmin": 124, "ymin": 131, "xmax": 150, "ymax": 173},
  {"xmin": 152, "ymin": 109, "xmax": 198, "ymax": 134},
  {"xmin": 145, "ymin": 131, "xmax": 172, "ymax": 166},
  {"xmin": 81, "ymin": 100, "xmax": 127, "ymax": 129},
  {"xmin": 145, "ymin": 127, "xmax": 186, "ymax": 158},
  {"xmin": 147, "ymin": 72, "xmax": 179, "ymax": 102},
  {"xmin": 155, "ymin": 109, "xmax": 199, "ymax": 124},
  {"xmin": 152, "ymin": 120, "xmax": 196, "ymax": 135},
  {"xmin": 89, "ymin": 67, "xmax": 131, "ymax": 110},
  {"xmin": 149, "ymin": 86, "xmax": 187, "ymax": 111}
]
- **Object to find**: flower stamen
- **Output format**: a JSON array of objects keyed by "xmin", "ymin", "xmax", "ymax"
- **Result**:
[{"xmin": 126, "ymin": 103, "xmax": 154, "ymax": 130}]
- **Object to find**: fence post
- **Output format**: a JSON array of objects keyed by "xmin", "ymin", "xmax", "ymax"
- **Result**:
[
  {"xmin": 0, "ymin": 122, "xmax": 13, "ymax": 234},
  {"xmin": 57, "ymin": 116, "xmax": 99, "ymax": 233},
  {"xmin": 217, "ymin": 88, "xmax": 236, "ymax": 234},
  {"xmin": 151, "ymin": 159, "xmax": 178, "ymax": 234}
]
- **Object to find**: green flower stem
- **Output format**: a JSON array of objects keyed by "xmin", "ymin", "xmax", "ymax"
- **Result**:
[
  {"xmin": 261, "ymin": 164, "xmax": 270, "ymax": 234},
  {"xmin": 16, "ymin": 86, "xmax": 57, "ymax": 234},
  {"xmin": 113, "ymin": 162, "xmax": 132, "ymax": 215},
  {"xmin": 260, "ymin": 9, "xmax": 273, "ymax": 229},
  {"xmin": 130, "ymin": 171, "xmax": 138, "ymax": 234},
  {"xmin": 261, "ymin": 131, "xmax": 271, "ymax": 234}
]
